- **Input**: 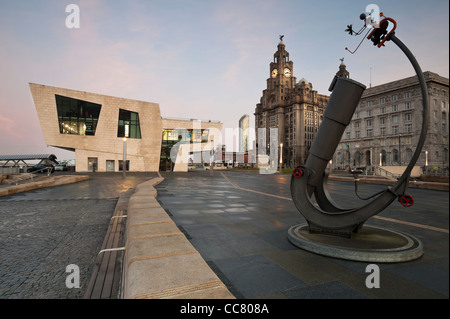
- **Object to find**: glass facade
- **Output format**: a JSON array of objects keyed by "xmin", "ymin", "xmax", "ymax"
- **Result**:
[
  {"xmin": 55, "ymin": 95, "xmax": 102, "ymax": 135},
  {"xmin": 159, "ymin": 129, "xmax": 209, "ymax": 171},
  {"xmin": 117, "ymin": 109, "xmax": 141, "ymax": 139}
]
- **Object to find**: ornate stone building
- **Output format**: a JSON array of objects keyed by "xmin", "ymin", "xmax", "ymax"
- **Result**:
[
  {"xmin": 333, "ymin": 71, "xmax": 449, "ymax": 174},
  {"xmin": 254, "ymin": 39, "xmax": 331, "ymax": 168}
]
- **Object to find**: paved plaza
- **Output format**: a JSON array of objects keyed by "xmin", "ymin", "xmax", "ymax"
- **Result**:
[
  {"xmin": 0, "ymin": 170, "xmax": 448, "ymax": 299},
  {"xmin": 0, "ymin": 172, "xmax": 157, "ymax": 298},
  {"xmin": 156, "ymin": 170, "xmax": 449, "ymax": 299}
]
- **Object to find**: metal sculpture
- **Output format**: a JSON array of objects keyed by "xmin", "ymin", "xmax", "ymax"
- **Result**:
[{"xmin": 290, "ymin": 11, "xmax": 429, "ymax": 239}]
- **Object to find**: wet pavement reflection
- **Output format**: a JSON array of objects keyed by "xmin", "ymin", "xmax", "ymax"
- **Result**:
[{"xmin": 156, "ymin": 170, "xmax": 448, "ymax": 299}]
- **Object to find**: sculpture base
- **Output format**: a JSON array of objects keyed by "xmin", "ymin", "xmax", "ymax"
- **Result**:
[{"xmin": 287, "ymin": 224, "xmax": 423, "ymax": 263}]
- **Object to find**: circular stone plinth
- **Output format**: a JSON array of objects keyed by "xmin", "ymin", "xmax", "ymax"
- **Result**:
[{"xmin": 287, "ymin": 224, "xmax": 423, "ymax": 263}]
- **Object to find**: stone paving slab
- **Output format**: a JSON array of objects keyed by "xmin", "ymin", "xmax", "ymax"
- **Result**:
[
  {"xmin": 0, "ymin": 175, "xmax": 89, "ymax": 197},
  {"xmin": 155, "ymin": 170, "xmax": 449, "ymax": 299},
  {"xmin": 0, "ymin": 172, "xmax": 159, "ymax": 299},
  {"xmin": 123, "ymin": 177, "xmax": 235, "ymax": 299}
]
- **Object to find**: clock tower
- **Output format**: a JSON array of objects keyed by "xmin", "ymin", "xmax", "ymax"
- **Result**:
[
  {"xmin": 255, "ymin": 37, "xmax": 330, "ymax": 168},
  {"xmin": 268, "ymin": 38, "xmax": 297, "ymax": 96}
]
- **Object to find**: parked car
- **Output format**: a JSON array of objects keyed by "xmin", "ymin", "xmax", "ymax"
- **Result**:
[
  {"xmin": 27, "ymin": 163, "xmax": 55, "ymax": 173},
  {"xmin": 55, "ymin": 163, "xmax": 67, "ymax": 171}
]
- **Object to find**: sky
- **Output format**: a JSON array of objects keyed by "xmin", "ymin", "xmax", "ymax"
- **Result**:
[{"xmin": 0, "ymin": 0, "xmax": 448, "ymax": 161}]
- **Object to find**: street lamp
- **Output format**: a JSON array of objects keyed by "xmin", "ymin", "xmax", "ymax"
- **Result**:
[
  {"xmin": 279, "ymin": 143, "xmax": 283, "ymax": 173},
  {"xmin": 425, "ymin": 150, "xmax": 428, "ymax": 173},
  {"xmin": 123, "ymin": 137, "xmax": 127, "ymax": 178},
  {"xmin": 210, "ymin": 140, "xmax": 214, "ymax": 176},
  {"xmin": 379, "ymin": 153, "xmax": 382, "ymax": 166}
]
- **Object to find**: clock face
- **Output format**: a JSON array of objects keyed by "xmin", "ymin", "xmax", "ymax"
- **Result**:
[
  {"xmin": 284, "ymin": 68, "xmax": 291, "ymax": 77},
  {"xmin": 271, "ymin": 69, "xmax": 278, "ymax": 78}
]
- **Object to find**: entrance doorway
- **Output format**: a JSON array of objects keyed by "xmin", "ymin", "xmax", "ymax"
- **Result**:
[
  {"xmin": 88, "ymin": 157, "xmax": 98, "ymax": 172},
  {"xmin": 106, "ymin": 160, "xmax": 115, "ymax": 172}
]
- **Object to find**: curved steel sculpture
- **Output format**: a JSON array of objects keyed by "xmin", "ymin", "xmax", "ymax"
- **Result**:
[{"xmin": 290, "ymin": 13, "xmax": 429, "ymax": 238}]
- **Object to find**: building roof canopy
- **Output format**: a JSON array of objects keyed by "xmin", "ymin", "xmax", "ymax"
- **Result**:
[{"xmin": 0, "ymin": 154, "xmax": 58, "ymax": 166}]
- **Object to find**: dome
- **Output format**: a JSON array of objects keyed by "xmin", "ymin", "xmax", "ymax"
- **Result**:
[{"xmin": 298, "ymin": 78, "xmax": 309, "ymax": 85}]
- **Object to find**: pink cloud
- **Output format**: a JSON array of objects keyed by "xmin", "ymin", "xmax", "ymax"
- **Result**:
[{"xmin": 0, "ymin": 115, "xmax": 16, "ymax": 137}]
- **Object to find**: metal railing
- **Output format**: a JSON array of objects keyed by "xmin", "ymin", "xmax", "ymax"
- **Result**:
[
  {"xmin": 9, "ymin": 168, "xmax": 53, "ymax": 185},
  {"xmin": 375, "ymin": 166, "xmax": 400, "ymax": 179}
]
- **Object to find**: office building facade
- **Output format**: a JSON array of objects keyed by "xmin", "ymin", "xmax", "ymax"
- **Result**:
[
  {"xmin": 333, "ymin": 71, "xmax": 449, "ymax": 172},
  {"xmin": 29, "ymin": 83, "xmax": 222, "ymax": 172}
]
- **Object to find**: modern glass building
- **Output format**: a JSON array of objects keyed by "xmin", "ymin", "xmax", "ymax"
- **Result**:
[
  {"xmin": 159, "ymin": 128, "xmax": 210, "ymax": 171},
  {"xmin": 30, "ymin": 83, "xmax": 222, "ymax": 172},
  {"xmin": 55, "ymin": 95, "xmax": 102, "ymax": 136}
]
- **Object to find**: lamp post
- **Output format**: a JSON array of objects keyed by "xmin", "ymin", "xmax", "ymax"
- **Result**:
[
  {"xmin": 279, "ymin": 143, "xmax": 283, "ymax": 173},
  {"xmin": 123, "ymin": 137, "xmax": 127, "ymax": 178},
  {"xmin": 210, "ymin": 140, "xmax": 214, "ymax": 176},
  {"xmin": 379, "ymin": 152, "xmax": 382, "ymax": 166},
  {"xmin": 425, "ymin": 150, "xmax": 428, "ymax": 173}
]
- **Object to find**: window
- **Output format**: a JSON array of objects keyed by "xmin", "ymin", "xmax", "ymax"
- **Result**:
[
  {"xmin": 119, "ymin": 160, "xmax": 130, "ymax": 172},
  {"xmin": 117, "ymin": 109, "xmax": 141, "ymax": 139},
  {"xmin": 405, "ymin": 102, "xmax": 412, "ymax": 109},
  {"xmin": 380, "ymin": 127, "xmax": 386, "ymax": 136},
  {"xmin": 367, "ymin": 110, "xmax": 373, "ymax": 116},
  {"xmin": 380, "ymin": 97, "xmax": 386, "ymax": 104},
  {"xmin": 367, "ymin": 129, "xmax": 373, "ymax": 137},
  {"xmin": 392, "ymin": 115, "xmax": 399, "ymax": 124},
  {"xmin": 405, "ymin": 92, "xmax": 412, "ymax": 98},
  {"xmin": 160, "ymin": 128, "xmax": 210, "ymax": 170},
  {"xmin": 405, "ymin": 113, "xmax": 412, "ymax": 121},
  {"xmin": 405, "ymin": 124, "xmax": 412, "ymax": 133},
  {"xmin": 366, "ymin": 119, "xmax": 373, "ymax": 127},
  {"xmin": 337, "ymin": 152, "xmax": 343, "ymax": 164},
  {"xmin": 380, "ymin": 107, "xmax": 386, "ymax": 114},
  {"xmin": 392, "ymin": 94, "xmax": 398, "ymax": 102},
  {"xmin": 355, "ymin": 131, "xmax": 360, "ymax": 138},
  {"xmin": 392, "ymin": 126, "xmax": 399, "ymax": 134},
  {"xmin": 161, "ymin": 129, "xmax": 209, "ymax": 144},
  {"xmin": 55, "ymin": 95, "xmax": 101, "ymax": 136},
  {"xmin": 393, "ymin": 149, "xmax": 399, "ymax": 162},
  {"xmin": 392, "ymin": 105, "xmax": 398, "ymax": 112}
]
